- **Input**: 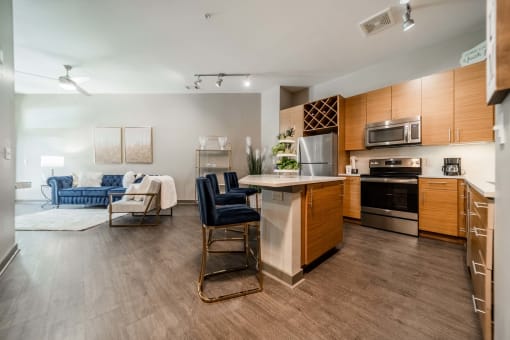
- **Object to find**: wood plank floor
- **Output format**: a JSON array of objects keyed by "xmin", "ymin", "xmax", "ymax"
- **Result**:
[{"xmin": 1, "ymin": 204, "xmax": 481, "ymax": 339}]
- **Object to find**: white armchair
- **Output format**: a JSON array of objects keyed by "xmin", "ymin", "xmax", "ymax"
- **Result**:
[{"xmin": 109, "ymin": 178, "xmax": 161, "ymax": 227}]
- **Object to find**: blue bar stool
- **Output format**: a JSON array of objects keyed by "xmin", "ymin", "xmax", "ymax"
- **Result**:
[
  {"xmin": 224, "ymin": 171, "xmax": 259, "ymax": 208},
  {"xmin": 195, "ymin": 177, "xmax": 263, "ymax": 302},
  {"xmin": 205, "ymin": 173, "xmax": 246, "ymax": 205}
]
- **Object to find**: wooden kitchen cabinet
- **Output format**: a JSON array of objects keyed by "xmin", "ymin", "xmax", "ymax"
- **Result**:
[
  {"xmin": 344, "ymin": 94, "xmax": 366, "ymax": 150},
  {"xmin": 302, "ymin": 181, "xmax": 343, "ymax": 265},
  {"xmin": 279, "ymin": 105, "xmax": 304, "ymax": 138},
  {"xmin": 467, "ymin": 184, "xmax": 494, "ymax": 340},
  {"xmin": 458, "ymin": 180, "xmax": 467, "ymax": 238},
  {"xmin": 391, "ymin": 78, "xmax": 422, "ymax": 120},
  {"xmin": 486, "ymin": 0, "xmax": 510, "ymax": 104},
  {"xmin": 418, "ymin": 178, "xmax": 458, "ymax": 236},
  {"xmin": 454, "ymin": 61, "xmax": 494, "ymax": 143},
  {"xmin": 343, "ymin": 176, "xmax": 360, "ymax": 219},
  {"xmin": 366, "ymin": 87, "xmax": 391, "ymax": 123},
  {"xmin": 303, "ymin": 96, "xmax": 338, "ymax": 135},
  {"xmin": 421, "ymin": 71, "xmax": 454, "ymax": 145}
]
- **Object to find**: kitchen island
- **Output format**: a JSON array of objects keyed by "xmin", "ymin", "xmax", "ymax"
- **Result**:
[{"xmin": 239, "ymin": 175, "xmax": 345, "ymax": 286}]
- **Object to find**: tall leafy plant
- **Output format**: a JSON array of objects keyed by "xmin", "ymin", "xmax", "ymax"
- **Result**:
[{"xmin": 246, "ymin": 136, "xmax": 264, "ymax": 175}]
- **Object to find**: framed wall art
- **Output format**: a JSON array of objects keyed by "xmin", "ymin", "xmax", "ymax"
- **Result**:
[
  {"xmin": 94, "ymin": 127, "xmax": 122, "ymax": 164},
  {"xmin": 124, "ymin": 127, "xmax": 153, "ymax": 163}
]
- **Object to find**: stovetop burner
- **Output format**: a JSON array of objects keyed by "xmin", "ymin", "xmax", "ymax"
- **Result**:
[{"xmin": 367, "ymin": 157, "xmax": 422, "ymax": 178}]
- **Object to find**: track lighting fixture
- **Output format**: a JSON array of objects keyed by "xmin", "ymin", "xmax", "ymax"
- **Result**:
[
  {"xmin": 193, "ymin": 76, "xmax": 202, "ymax": 89},
  {"xmin": 215, "ymin": 73, "xmax": 224, "ymax": 87},
  {"xmin": 186, "ymin": 73, "xmax": 251, "ymax": 90},
  {"xmin": 402, "ymin": 3, "xmax": 415, "ymax": 31}
]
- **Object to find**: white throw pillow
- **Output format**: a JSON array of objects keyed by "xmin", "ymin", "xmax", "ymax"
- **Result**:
[
  {"xmin": 122, "ymin": 171, "xmax": 136, "ymax": 188},
  {"xmin": 71, "ymin": 173, "xmax": 79, "ymax": 187},
  {"xmin": 134, "ymin": 176, "xmax": 151, "ymax": 201},
  {"xmin": 77, "ymin": 172, "xmax": 103, "ymax": 187},
  {"xmin": 123, "ymin": 183, "xmax": 139, "ymax": 200}
]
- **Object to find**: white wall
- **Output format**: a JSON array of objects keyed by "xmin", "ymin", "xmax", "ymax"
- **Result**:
[
  {"xmin": 261, "ymin": 86, "xmax": 280, "ymax": 173},
  {"xmin": 15, "ymin": 93, "xmax": 261, "ymax": 201},
  {"xmin": 495, "ymin": 96, "xmax": 510, "ymax": 340},
  {"xmin": 350, "ymin": 143, "xmax": 494, "ymax": 182},
  {"xmin": 309, "ymin": 28, "xmax": 486, "ymax": 100},
  {"xmin": 0, "ymin": 0, "xmax": 17, "ymax": 268}
]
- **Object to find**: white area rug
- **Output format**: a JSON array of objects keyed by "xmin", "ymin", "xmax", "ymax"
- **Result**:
[{"xmin": 15, "ymin": 208, "xmax": 126, "ymax": 231}]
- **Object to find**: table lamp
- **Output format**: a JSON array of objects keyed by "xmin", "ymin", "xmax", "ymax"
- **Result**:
[{"xmin": 40, "ymin": 155, "xmax": 64, "ymax": 177}]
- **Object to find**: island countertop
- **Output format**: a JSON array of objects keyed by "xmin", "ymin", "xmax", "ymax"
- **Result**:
[{"xmin": 239, "ymin": 175, "xmax": 345, "ymax": 188}]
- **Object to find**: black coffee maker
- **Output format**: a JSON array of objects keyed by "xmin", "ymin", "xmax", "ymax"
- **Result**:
[{"xmin": 442, "ymin": 158, "xmax": 461, "ymax": 176}]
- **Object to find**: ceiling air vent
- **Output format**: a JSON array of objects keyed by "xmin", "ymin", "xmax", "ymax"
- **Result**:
[{"xmin": 360, "ymin": 8, "xmax": 395, "ymax": 36}]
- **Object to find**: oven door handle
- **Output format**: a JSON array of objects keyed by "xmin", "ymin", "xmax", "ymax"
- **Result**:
[{"xmin": 361, "ymin": 177, "xmax": 418, "ymax": 184}]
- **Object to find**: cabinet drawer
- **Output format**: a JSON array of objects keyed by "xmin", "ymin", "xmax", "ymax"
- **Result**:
[
  {"xmin": 470, "ymin": 263, "xmax": 493, "ymax": 340},
  {"xmin": 471, "ymin": 225, "xmax": 493, "ymax": 270},
  {"xmin": 419, "ymin": 178, "xmax": 457, "ymax": 190}
]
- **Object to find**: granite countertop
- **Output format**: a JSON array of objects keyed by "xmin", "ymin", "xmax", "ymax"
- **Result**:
[
  {"xmin": 419, "ymin": 175, "xmax": 495, "ymax": 198},
  {"xmin": 239, "ymin": 175, "xmax": 345, "ymax": 188}
]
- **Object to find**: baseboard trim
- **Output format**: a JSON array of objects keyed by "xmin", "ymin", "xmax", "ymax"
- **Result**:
[{"xmin": 0, "ymin": 244, "xmax": 19, "ymax": 277}]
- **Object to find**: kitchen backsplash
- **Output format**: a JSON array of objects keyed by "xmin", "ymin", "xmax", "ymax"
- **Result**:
[{"xmin": 350, "ymin": 143, "xmax": 495, "ymax": 182}]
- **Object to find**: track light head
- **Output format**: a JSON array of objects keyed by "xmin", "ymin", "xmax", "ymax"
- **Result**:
[
  {"xmin": 193, "ymin": 76, "xmax": 202, "ymax": 89},
  {"xmin": 402, "ymin": 3, "xmax": 415, "ymax": 31},
  {"xmin": 215, "ymin": 74, "xmax": 224, "ymax": 87}
]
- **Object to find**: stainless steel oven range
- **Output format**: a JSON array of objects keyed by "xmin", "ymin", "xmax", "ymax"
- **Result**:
[{"xmin": 360, "ymin": 158, "xmax": 421, "ymax": 236}]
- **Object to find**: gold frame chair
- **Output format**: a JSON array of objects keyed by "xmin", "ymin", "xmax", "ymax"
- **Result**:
[
  {"xmin": 108, "ymin": 180, "xmax": 162, "ymax": 227},
  {"xmin": 196, "ymin": 177, "xmax": 263, "ymax": 303}
]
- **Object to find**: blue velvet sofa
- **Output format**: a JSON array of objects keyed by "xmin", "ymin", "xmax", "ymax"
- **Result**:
[{"xmin": 47, "ymin": 175, "xmax": 126, "ymax": 207}]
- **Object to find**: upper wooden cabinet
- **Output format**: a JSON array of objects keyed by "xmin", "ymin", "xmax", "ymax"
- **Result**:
[
  {"xmin": 454, "ymin": 61, "xmax": 494, "ymax": 143},
  {"xmin": 344, "ymin": 94, "xmax": 366, "ymax": 151},
  {"xmin": 366, "ymin": 87, "xmax": 391, "ymax": 123},
  {"xmin": 279, "ymin": 105, "xmax": 304, "ymax": 138},
  {"xmin": 391, "ymin": 79, "xmax": 422, "ymax": 119},
  {"xmin": 486, "ymin": 0, "xmax": 510, "ymax": 104},
  {"xmin": 421, "ymin": 71, "xmax": 454, "ymax": 145}
]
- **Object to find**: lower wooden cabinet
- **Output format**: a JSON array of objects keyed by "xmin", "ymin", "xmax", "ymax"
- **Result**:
[
  {"xmin": 458, "ymin": 180, "xmax": 467, "ymax": 237},
  {"xmin": 418, "ymin": 178, "xmax": 459, "ymax": 236},
  {"xmin": 302, "ymin": 181, "xmax": 343, "ymax": 265},
  {"xmin": 467, "ymin": 185, "xmax": 494, "ymax": 340},
  {"xmin": 343, "ymin": 176, "xmax": 360, "ymax": 219}
]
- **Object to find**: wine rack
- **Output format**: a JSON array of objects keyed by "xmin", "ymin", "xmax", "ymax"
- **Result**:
[{"xmin": 303, "ymin": 96, "xmax": 338, "ymax": 134}]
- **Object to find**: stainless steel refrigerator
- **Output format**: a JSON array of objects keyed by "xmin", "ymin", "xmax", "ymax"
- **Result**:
[{"xmin": 298, "ymin": 133, "xmax": 338, "ymax": 176}]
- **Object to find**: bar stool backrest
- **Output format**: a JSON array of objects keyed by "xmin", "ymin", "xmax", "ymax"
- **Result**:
[
  {"xmin": 224, "ymin": 171, "xmax": 239, "ymax": 192},
  {"xmin": 196, "ymin": 177, "xmax": 217, "ymax": 226},
  {"xmin": 205, "ymin": 173, "xmax": 221, "ymax": 195}
]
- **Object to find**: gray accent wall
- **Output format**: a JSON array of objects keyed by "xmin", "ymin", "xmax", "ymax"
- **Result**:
[
  {"xmin": 0, "ymin": 0, "xmax": 16, "ymax": 269},
  {"xmin": 15, "ymin": 93, "xmax": 261, "ymax": 201},
  {"xmin": 495, "ymin": 96, "xmax": 510, "ymax": 339}
]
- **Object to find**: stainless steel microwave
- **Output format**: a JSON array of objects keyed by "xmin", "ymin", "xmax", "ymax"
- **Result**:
[{"xmin": 365, "ymin": 116, "xmax": 421, "ymax": 148}]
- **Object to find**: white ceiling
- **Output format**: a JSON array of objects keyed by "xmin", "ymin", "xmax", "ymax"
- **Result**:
[{"xmin": 13, "ymin": 0, "xmax": 485, "ymax": 94}]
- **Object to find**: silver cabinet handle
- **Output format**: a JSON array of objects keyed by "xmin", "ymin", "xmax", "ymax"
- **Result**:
[
  {"xmin": 456, "ymin": 128, "xmax": 460, "ymax": 142},
  {"xmin": 471, "ymin": 227, "xmax": 487, "ymax": 237},
  {"xmin": 309, "ymin": 189, "xmax": 313, "ymax": 208},
  {"xmin": 448, "ymin": 128, "xmax": 451, "ymax": 143},
  {"xmin": 471, "ymin": 294, "xmax": 486, "ymax": 314},
  {"xmin": 472, "ymin": 260, "xmax": 486, "ymax": 276},
  {"xmin": 428, "ymin": 181, "xmax": 448, "ymax": 184},
  {"xmin": 474, "ymin": 201, "xmax": 489, "ymax": 209}
]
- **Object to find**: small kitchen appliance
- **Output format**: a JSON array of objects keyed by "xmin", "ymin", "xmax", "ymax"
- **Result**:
[{"xmin": 442, "ymin": 158, "xmax": 461, "ymax": 176}]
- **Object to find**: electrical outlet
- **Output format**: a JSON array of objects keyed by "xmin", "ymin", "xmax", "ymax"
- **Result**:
[
  {"xmin": 4, "ymin": 146, "xmax": 11, "ymax": 160},
  {"xmin": 272, "ymin": 191, "xmax": 284, "ymax": 201}
]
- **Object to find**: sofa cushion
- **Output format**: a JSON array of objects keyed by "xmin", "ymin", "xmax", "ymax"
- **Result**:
[
  {"xmin": 77, "ymin": 172, "xmax": 103, "ymax": 187},
  {"xmin": 102, "ymin": 174, "xmax": 123, "ymax": 187},
  {"xmin": 58, "ymin": 188, "xmax": 82, "ymax": 197},
  {"xmin": 80, "ymin": 186, "xmax": 117, "ymax": 197}
]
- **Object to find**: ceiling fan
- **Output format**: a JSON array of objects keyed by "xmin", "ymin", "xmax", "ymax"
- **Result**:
[
  {"xmin": 16, "ymin": 64, "xmax": 91, "ymax": 96},
  {"xmin": 58, "ymin": 65, "xmax": 90, "ymax": 96}
]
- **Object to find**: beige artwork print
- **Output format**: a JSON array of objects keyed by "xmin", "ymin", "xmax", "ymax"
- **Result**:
[{"xmin": 125, "ymin": 127, "xmax": 153, "ymax": 163}]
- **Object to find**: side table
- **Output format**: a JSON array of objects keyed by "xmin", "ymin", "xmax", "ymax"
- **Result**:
[{"xmin": 40, "ymin": 184, "xmax": 52, "ymax": 208}]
